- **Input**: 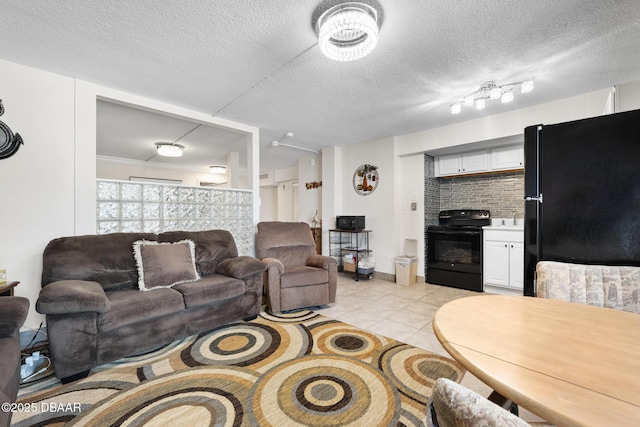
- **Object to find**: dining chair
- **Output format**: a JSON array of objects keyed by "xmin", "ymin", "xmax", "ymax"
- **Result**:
[
  {"xmin": 536, "ymin": 260, "xmax": 640, "ymax": 314},
  {"xmin": 427, "ymin": 378, "xmax": 555, "ymax": 427}
]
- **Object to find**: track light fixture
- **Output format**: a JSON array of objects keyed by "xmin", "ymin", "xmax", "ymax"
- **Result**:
[{"xmin": 451, "ymin": 79, "xmax": 534, "ymax": 114}]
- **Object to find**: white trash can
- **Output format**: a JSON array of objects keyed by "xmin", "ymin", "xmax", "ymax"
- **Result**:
[{"xmin": 395, "ymin": 239, "xmax": 418, "ymax": 286}]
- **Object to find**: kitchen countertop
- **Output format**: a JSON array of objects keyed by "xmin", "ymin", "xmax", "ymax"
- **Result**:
[
  {"xmin": 483, "ymin": 225, "xmax": 524, "ymax": 231},
  {"xmin": 483, "ymin": 219, "xmax": 524, "ymax": 231}
]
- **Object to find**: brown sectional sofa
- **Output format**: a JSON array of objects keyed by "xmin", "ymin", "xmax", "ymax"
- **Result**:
[{"xmin": 36, "ymin": 230, "xmax": 265, "ymax": 383}]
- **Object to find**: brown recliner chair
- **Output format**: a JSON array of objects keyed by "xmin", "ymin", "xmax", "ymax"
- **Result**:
[{"xmin": 256, "ymin": 222, "xmax": 337, "ymax": 312}]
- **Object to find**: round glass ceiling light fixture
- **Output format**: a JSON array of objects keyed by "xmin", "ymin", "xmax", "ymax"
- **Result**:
[
  {"xmin": 156, "ymin": 143, "xmax": 184, "ymax": 157},
  {"xmin": 315, "ymin": 1, "xmax": 381, "ymax": 62}
]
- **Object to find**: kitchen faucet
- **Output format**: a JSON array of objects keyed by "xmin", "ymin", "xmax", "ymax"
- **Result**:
[{"xmin": 513, "ymin": 211, "xmax": 517, "ymax": 225}]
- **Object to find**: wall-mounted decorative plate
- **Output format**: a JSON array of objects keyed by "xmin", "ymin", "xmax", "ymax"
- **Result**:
[
  {"xmin": 0, "ymin": 99, "xmax": 24, "ymax": 160},
  {"xmin": 353, "ymin": 164, "xmax": 378, "ymax": 196}
]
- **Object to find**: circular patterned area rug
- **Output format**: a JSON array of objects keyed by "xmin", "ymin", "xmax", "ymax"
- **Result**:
[
  {"xmin": 251, "ymin": 354, "xmax": 400, "ymax": 427},
  {"xmin": 15, "ymin": 310, "xmax": 464, "ymax": 427}
]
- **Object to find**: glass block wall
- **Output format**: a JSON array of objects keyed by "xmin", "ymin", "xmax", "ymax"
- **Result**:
[{"xmin": 96, "ymin": 180, "xmax": 254, "ymax": 255}]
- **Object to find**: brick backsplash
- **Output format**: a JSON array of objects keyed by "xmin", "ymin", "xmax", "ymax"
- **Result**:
[
  {"xmin": 423, "ymin": 156, "xmax": 440, "ymax": 267},
  {"xmin": 423, "ymin": 155, "xmax": 440, "ymax": 225},
  {"xmin": 439, "ymin": 172, "xmax": 524, "ymax": 218}
]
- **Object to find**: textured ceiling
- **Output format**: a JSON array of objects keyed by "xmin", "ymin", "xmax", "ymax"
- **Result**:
[{"xmin": 2, "ymin": 0, "xmax": 640, "ymax": 173}]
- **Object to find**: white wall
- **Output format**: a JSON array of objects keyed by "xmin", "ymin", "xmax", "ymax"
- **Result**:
[
  {"xmin": 259, "ymin": 187, "xmax": 278, "ymax": 221},
  {"xmin": 297, "ymin": 154, "xmax": 322, "ymax": 225},
  {"xmin": 97, "ymin": 158, "xmax": 229, "ymax": 187},
  {"xmin": 395, "ymin": 153, "xmax": 425, "ymax": 276},
  {"xmin": 75, "ymin": 80, "xmax": 99, "ymax": 234},
  {"xmin": 616, "ymin": 80, "xmax": 640, "ymax": 112},
  {"xmin": 267, "ymin": 166, "xmax": 298, "ymax": 222},
  {"xmin": 396, "ymin": 88, "xmax": 612, "ymax": 157},
  {"xmin": 276, "ymin": 181, "xmax": 295, "ymax": 221},
  {"xmin": 321, "ymin": 146, "xmax": 341, "ymax": 255},
  {"xmin": 340, "ymin": 137, "xmax": 397, "ymax": 274},
  {"xmin": 0, "ymin": 60, "xmax": 77, "ymax": 329},
  {"xmin": 260, "ymin": 155, "xmax": 324, "ymax": 225}
]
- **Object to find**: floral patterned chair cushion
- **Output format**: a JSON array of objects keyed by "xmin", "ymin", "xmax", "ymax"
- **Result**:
[
  {"xmin": 427, "ymin": 378, "xmax": 533, "ymax": 427},
  {"xmin": 536, "ymin": 261, "xmax": 640, "ymax": 314}
]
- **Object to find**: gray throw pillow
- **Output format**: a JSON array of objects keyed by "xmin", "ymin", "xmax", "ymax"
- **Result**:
[{"xmin": 133, "ymin": 239, "xmax": 200, "ymax": 291}]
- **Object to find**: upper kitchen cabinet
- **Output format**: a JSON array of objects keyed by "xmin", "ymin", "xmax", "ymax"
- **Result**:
[
  {"xmin": 490, "ymin": 145, "xmax": 524, "ymax": 170},
  {"xmin": 437, "ymin": 150, "xmax": 488, "ymax": 176},
  {"xmin": 434, "ymin": 144, "xmax": 523, "ymax": 177}
]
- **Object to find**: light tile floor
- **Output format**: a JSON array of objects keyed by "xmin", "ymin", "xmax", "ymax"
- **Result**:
[{"xmin": 314, "ymin": 274, "xmax": 544, "ymax": 424}]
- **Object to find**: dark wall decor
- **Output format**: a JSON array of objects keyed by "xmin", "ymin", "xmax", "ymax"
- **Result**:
[{"xmin": 0, "ymin": 99, "xmax": 24, "ymax": 159}]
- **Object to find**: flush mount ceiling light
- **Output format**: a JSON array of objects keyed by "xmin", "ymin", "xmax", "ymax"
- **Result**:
[
  {"xmin": 314, "ymin": 1, "xmax": 382, "ymax": 62},
  {"xmin": 209, "ymin": 165, "xmax": 227, "ymax": 174},
  {"xmin": 155, "ymin": 143, "xmax": 184, "ymax": 157},
  {"xmin": 450, "ymin": 79, "xmax": 535, "ymax": 114}
]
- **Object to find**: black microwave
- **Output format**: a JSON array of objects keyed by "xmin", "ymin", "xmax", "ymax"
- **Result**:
[{"xmin": 336, "ymin": 216, "xmax": 365, "ymax": 230}]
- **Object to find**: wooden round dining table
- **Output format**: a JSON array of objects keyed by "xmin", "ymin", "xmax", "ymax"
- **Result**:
[{"xmin": 433, "ymin": 294, "xmax": 640, "ymax": 427}]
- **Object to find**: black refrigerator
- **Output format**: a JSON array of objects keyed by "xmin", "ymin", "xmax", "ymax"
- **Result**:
[{"xmin": 524, "ymin": 108, "xmax": 640, "ymax": 296}]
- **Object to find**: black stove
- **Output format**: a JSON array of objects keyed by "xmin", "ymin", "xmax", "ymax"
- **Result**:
[{"xmin": 426, "ymin": 209, "xmax": 490, "ymax": 292}]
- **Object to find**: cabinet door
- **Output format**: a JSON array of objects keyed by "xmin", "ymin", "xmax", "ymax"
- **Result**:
[
  {"xmin": 461, "ymin": 150, "xmax": 488, "ymax": 173},
  {"xmin": 490, "ymin": 145, "xmax": 524, "ymax": 170},
  {"xmin": 438, "ymin": 154, "xmax": 462, "ymax": 176},
  {"xmin": 508, "ymin": 242, "xmax": 525, "ymax": 290},
  {"xmin": 484, "ymin": 241, "xmax": 509, "ymax": 286}
]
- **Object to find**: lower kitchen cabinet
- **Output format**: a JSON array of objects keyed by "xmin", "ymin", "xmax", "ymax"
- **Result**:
[{"xmin": 483, "ymin": 228, "xmax": 524, "ymax": 293}]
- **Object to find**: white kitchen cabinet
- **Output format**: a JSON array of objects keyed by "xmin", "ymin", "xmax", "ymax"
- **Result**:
[
  {"xmin": 437, "ymin": 153, "xmax": 462, "ymax": 176},
  {"xmin": 437, "ymin": 150, "xmax": 488, "ymax": 176},
  {"xmin": 490, "ymin": 145, "xmax": 524, "ymax": 171},
  {"xmin": 483, "ymin": 228, "xmax": 524, "ymax": 293},
  {"xmin": 462, "ymin": 150, "xmax": 488, "ymax": 172},
  {"xmin": 508, "ymin": 241, "xmax": 524, "ymax": 289},
  {"xmin": 484, "ymin": 241, "xmax": 510, "ymax": 287},
  {"xmin": 435, "ymin": 144, "xmax": 522, "ymax": 177}
]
